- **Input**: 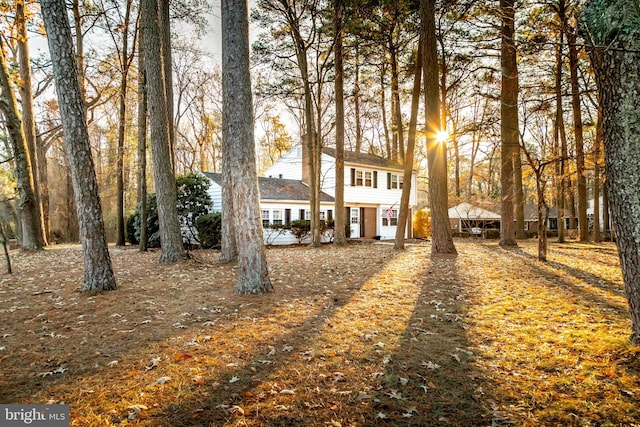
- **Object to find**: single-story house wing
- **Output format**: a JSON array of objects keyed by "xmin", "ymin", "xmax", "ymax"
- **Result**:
[{"xmin": 202, "ymin": 172, "xmax": 336, "ymax": 245}]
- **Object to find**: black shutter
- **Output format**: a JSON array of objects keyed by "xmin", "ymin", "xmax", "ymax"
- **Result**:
[
  {"xmin": 350, "ymin": 168, "xmax": 356, "ymax": 186},
  {"xmin": 387, "ymin": 172, "xmax": 391, "ymax": 189},
  {"xmin": 299, "ymin": 209, "xmax": 305, "ymax": 220},
  {"xmin": 373, "ymin": 171, "xmax": 378, "ymax": 188}
]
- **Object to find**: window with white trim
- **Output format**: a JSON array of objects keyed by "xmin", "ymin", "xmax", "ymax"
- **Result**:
[
  {"xmin": 387, "ymin": 173, "xmax": 404, "ymax": 189},
  {"xmin": 350, "ymin": 168, "xmax": 377, "ymax": 188},
  {"xmin": 272, "ymin": 209, "xmax": 283, "ymax": 225},
  {"xmin": 262, "ymin": 209, "xmax": 270, "ymax": 227},
  {"xmin": 382, "ymin": 208, "xmax": 398, "ymax": 226}
]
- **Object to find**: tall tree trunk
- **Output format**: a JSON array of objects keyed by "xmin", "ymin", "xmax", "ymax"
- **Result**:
[
  {"xmin": 35, "ymin": 129, "xmax": 51, "ymax": 240},
  {"xmin": 0, "ymin": 40, "xmax": 42, "ymax": 251},
  {"xmin": 141, "ymin": 0, "xmax": 185, "ymax": 262},
  {"xmin": 568, "ymin": 181, "xmax": 577, "ymax": 230},
  {"xmin": 422, "ymin": 0, "xmax": 456, "ymax": 255},
  {"xmin": 41, "ymin": 0, "xmax": 116, "ymax": 291},
  {"xmin": 583, "ymin": 0, "xmax": 640, "ymax": 342},
  {"xmin": 499, "ymin": 0, "xmax": 518, "ymax": 246},
  {"xmin": 354, "ymin": 45, "xmax": 362, "ymax": 153},
  {"xmin": 514, "ymin": 149, "xmax": 526, "ymax": 238},
  {"xmin": 380, "ymin": 64, "xmax": 391, "ymax": 158},
  {"xmin": 116, "ymin": 0, "xmax": 133, "ymax": 246},
  {"xmin": 72, "ymin": 0, "xmax": 86, "ymax": 105},
  {"xmin": 389, "ymin": 41, "xmax": 404, "ymax": 162},
  {"xmin": 333, "ymin": 0, "xmax": 346, "ymax": 246},
  {"xmin": 603, "ymin": 180, "xmax": 610, "ymax": 239},
  {"xmin": 221, "ymin": 0, "xmax": 272, "ymax": 294},
  {"xmin": 137, "ymin": 36, "xmax": 148, "ymax": 252},
  {"xmin": 159, "ymin": 0, "xmax": 175, "ymax": 173},
  {"xmin": 395, "ymin": 37, "xmax": 422, "ymax": 250},
  {"xmin": 16, "ymin": 0, "xmax": 46, "ymax": 247},
  {"xmin": 567, "ymin": 18, "xmax": 588, "ymax": 242},
  {"xmin": 554, "ymin": 28, "xmax": 567, "ymax": 243},
  {"xmin": 593, "ymin": 107, "xmax": 603, "ymax": 242}
]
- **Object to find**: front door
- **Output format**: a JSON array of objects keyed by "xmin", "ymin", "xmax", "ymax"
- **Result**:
[{"xmin": 350, "ymin": 207, "xmax": 360, "ymax": 238}]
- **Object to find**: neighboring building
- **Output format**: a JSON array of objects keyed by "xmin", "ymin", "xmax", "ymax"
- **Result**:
[
  {"xmin": 524, "ymin": 204, "xmax": 558, "ymax": 232},
  {"xmin": 448, "ymin": 202, "xmax": 501, "ymax": 235},
  {"xmin": 448, "ymin": 202, "xmax": 559, "ymax": 236},
  {"xmin": 202, "ymin": 172, "xmax": 335, "ymax": 245},
  {"xmin": 264, "ymin": 144, "xmax": 418, "ymax": 240}
]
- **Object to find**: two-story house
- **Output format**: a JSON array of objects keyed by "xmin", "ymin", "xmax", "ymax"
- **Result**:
[{"xmin": 264, "ymin": 143, "xmax": 418, "ymax": 240}]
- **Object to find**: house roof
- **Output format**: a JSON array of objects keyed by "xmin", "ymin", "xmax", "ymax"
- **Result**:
[
  {"xmin": 448, "ymin": 202, "xmax": 501, "ymax": 220},
  {"xmin": 203, "ymin": 172, "xmax": 335, "ymax": 203},
  {"xmin": 524, "ymin": 204, "xmax": 558, "ymax": 221},
  {"xmin": 322, "ymin": 147, "xmax": 405, "ymax": 170}
]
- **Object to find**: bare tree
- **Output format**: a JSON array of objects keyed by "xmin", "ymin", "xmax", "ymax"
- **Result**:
[
  {"xmin": 499, "ymin": 0, "xmax": 518, "ymax": 246},
  {"xmin": 222, "ymin": 0, "xmax": 272, "ymax": 293},
  {"xmin": 423, "ymin": 0, "xmax": 456, "ymax": 254},
  {"xmin": 0, "ymin": 38, "xmax": 42, "ymax": 251},
  {"xmin": 141, "ymin": 0, "xmax": 185, "ymax": 262},
  {"xmin": 40, "ymin": 0, "xmax": 116, "ymax": 291}
]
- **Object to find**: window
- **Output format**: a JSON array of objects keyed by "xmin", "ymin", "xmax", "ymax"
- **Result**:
[
  {"xmin": 351, "ymin": 208, "xmax": 359, "ymax": 224},
  {"xmin": 304, "ymin": 210, "xmax": 311, "ymax": 220},
  {"xmin": 262, "ymin": 210, "xmax": 270, "ymax": 227},
  {"xmin": 382, "ymin": 208, "xmax": 398, "ymax": 226},
  {"xmin": 273, "ymin": 210, "xmax": 283, "ymax": 225},
  {"xmin": 387, "ymin": 173, "xmax": 403, "ymax": 189},
  {"xmin": 351, "ymin": 168, "xmax": 377, "ymax": 188},
  {"xmin": 320, "ymin": 211, "xmax": 326, "ymax": 221}
]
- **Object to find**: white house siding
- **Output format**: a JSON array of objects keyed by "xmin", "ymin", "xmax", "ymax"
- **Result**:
[
  {"xmin": 205, "ymin": 178, "xmax": 334, "ymax": 245},
  {"xmin": 264, "ymin": 146, "xmax": 304, "ymax": 180},
  {"xmin": 225, "ymin": 145, "xmax": 419, "ymax": 241}
]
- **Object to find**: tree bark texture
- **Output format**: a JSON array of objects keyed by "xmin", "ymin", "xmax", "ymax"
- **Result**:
[
  {"xmin": 583, "ymin": 0, "xmax": 640, "ymax": 342},
  {"xmin": 137, "ymin": 35, "xmax": 148, "ymax": 252},
  {"xmin": 0, "ymin": 40, "xmax": 42, "ymax": 251},
  {"xmin": 514, "ymin": 149, "xmax": 526, "ymax": 239},
  {"xmin": 499, "ymin": 0, "xmax": 518, "ymax": 246},
  {"xmin": 554, "ymin": 28, "xmax": 567, "ymax": 243},
  {"xmin": 141, "ymin": 0, "xmax": 185, "ymax": 262},
  {"xmin": 40, "ymin": 0, "xmax": 116, "ymax": 291},
  {"xmin": 422, "ymin": 0, "xmax": 456, "ymax": 255},
  {"xmin": 116, "ymin": 0, "xmax": 133, "ymax": 247},
  {"xmin": 395, "ymin": 36, "xmax": 422, "ymax": 250},
  {"xmin": 567, "ymin": 19, "xmax": 589, "ymax": 242},
  {"xmin": 333, "ymin": 0, "xmax": 346, "ymax": 246},
  {"xmin": 16, "ymin": 0, "xmax": 46, "ymax": 246},
  {"xmin": 222, "ymin": 0, "xmax": 272, "ymax": 294},
  {"xmin": 159, "ymin": 0, "xmax": 176, "ymax": 173}
]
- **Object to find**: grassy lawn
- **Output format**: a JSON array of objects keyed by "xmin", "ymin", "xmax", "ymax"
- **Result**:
[{"xmin": 0, "ymin": 239, "xmax": 638, "ymax": 426}]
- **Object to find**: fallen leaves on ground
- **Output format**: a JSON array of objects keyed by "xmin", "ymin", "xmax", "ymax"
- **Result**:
[{"xmin": 0, "ymin": 240, "xmax": 638, "ymax": 426}]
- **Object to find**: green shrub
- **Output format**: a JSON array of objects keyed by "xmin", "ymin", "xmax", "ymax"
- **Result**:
[
  {"xmin": 290, "ymin": 219, "xmax": 311, "ymax": 244},
  {"xmin": 195, "ymin": 212, "xmax": 222, "ymax": 249},
  {"xmin": 131, "ymin": 194, "xmax": 160, "ymax": 247},
  {"xmin": 126, "ymin": 213, "xmax": 138, "ymax": 245}
]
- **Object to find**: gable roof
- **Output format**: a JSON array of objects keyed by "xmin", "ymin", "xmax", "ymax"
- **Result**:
[
  {"xmin": 203, "ymin": 172, "xmax": 335, "ymax": 202},
  {"xmin": 448, "ymin": 202, "xmax": 501, "ymax": 220},
  {"xmin": 321, "ymin": 147, "xmax": 404, "ymax": 170}
]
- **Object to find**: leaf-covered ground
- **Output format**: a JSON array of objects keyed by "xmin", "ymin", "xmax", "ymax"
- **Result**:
[{"xmin": 0, "ymin": 239, "xmax": 639, "ymax": 426}]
